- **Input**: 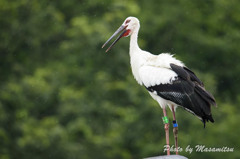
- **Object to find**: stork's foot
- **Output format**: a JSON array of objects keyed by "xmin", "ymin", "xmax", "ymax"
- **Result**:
[{"xmin": 173, "ymin": 120, "xmax": 178, "ymax": 155}]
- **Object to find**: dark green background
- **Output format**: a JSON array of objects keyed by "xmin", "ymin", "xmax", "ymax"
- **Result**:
[{"xmin": 0, "ymin": 0, "xmax": 239, "ymax": 158}]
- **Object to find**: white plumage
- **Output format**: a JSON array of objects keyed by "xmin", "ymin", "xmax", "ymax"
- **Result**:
[
  {"xmin": 126, "ymin": 17, "xmax": 184, "ymax": 109},
  {"xmin": 102, "ymin": 16, "xmax": 216, "ymax": 122},
  {"xmin": 139, "ymin": 55, "xmax": 182, "ymax": 109},
  {"xmin": 139, "ymin": 54, "xmax": 183, "ymax": 86},
  {"xmin": 102, "ymin": 16, "xmax": 216, "ymax": 155}
]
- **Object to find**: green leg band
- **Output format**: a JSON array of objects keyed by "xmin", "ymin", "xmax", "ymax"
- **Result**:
[{"xmin": 162, "ymin": 116, "xmax": 169, "ymax": 124}]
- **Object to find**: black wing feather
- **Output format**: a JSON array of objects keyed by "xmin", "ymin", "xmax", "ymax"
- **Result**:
[
  {"xmin": 146, "ymin": 63, "xmax": 216, "ymax": 127},
  {"xmin": 183, "ymin": 66, "xmax": 204, "ymax": 86}
]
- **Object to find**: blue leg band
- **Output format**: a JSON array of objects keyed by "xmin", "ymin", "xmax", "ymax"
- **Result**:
[{"xmin": 173, "ymin": 120, "xmax": 178, "ymax": 128}]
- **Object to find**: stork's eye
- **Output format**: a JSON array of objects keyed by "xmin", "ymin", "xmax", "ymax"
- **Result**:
[{"xmin": 125, "ymin": 19, "xmax": 131, "ymax": 24}]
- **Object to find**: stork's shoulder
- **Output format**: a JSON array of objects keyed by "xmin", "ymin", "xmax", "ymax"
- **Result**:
[
  {"xmin": 138, "ymin": 53, "xmax": 180, "ymax": 87},
  {"xmin": 145, "ymin": 53, "xmax": 184, "ymax": 68}
]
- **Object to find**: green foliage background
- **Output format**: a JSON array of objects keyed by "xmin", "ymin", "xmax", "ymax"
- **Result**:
[{"xmin": 0, "ymin": 0, "xmax": 239, "ymax": 158}]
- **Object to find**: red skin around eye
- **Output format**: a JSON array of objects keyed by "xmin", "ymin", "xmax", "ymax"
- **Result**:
[{"xmin": 125, "ymin": 20, "xmax": 130, "ymax": 24}]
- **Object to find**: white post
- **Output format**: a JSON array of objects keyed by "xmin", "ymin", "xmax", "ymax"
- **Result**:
[{"xmin": 144, "ymin": 155, "xmax": 188, "ymax": 159}]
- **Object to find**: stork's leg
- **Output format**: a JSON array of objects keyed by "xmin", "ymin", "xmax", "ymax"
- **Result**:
[
  {"xmin": 171, "ymin": 105, "xmax": 179, "ymax": 155},
  {"xmin": 162, "ymin": 107, "xmax": 170, "ymax": 155}
]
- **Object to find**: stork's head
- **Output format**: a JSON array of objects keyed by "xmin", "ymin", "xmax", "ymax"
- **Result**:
[{"xmin": 102, "ymin": 17, "xmax": 140, "ymax": 52}]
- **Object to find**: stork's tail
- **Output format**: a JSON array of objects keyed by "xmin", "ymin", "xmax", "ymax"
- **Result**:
[{"xmin": 194, "ymin": 85, "xmax": 216, "ymax": 127}]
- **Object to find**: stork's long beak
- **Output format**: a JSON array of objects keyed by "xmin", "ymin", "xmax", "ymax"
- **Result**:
[{"xmin": 102, "ymin": 25, "xmax": 127, "ymax": 52}]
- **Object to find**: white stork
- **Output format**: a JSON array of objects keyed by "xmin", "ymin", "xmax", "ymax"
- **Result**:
[{"xmin": 102, "ymin": 17, "xmax": 216, "ymax": 155}]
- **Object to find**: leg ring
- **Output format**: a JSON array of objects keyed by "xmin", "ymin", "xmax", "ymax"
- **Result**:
[{"xmin": 173, "ymin": 120, "xmax": 178, "ymax": 128}]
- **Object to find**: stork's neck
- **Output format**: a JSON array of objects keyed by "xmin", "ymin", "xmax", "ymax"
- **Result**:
[
  {"xmin": 129, "ymin": 26, "xmax": 145, "ymax": 85},
  {"xmin": 129, "ymin": 27, "xmax": 141, "ymax": 56}
]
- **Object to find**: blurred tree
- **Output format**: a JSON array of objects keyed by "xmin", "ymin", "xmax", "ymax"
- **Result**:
[{"xmin": 0, "ymin": 0, "xmax": 239, "ymax": 159}]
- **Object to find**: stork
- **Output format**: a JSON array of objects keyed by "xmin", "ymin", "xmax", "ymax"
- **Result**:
[{"xmin": 102, "ymin": 17, "xmax": 216, "ymax": 155}]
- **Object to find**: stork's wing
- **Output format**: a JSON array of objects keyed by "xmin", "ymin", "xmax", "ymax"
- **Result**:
[
  {"xmin": 170, "ymin": 64, "xmax": 216, "ymax": 106},
  {"xmin": 139, "ymin": 63, "xmax": 216, "ymax": 127},
  {"xmin": 171, "ymin": 64, "xmax": 204, "ymax": 86}
]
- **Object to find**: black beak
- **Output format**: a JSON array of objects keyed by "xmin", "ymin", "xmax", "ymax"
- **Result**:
[{"xmin": 102, "ymin": 25, "xmax": 127, "ymax": 52}]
